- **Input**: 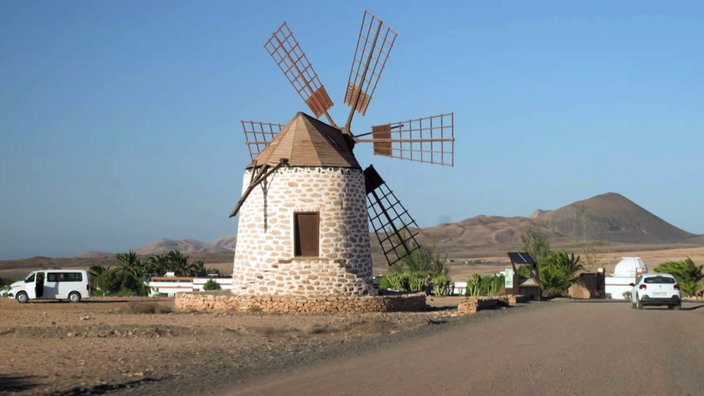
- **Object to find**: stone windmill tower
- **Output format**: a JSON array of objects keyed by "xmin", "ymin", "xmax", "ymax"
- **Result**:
[{"xmin": 229, "ymin": 11, "xmax": 455, "ymax": 297}]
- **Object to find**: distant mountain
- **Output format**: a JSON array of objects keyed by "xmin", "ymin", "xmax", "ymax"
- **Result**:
[
  {"xmin": 420, "ymin": 192, "xmax": 696, "ymax": 256},
  {"xmin": 210, "ymin": 235, "xmax": 237, "ymax": 251},
  {"xmin": 534, "ymin": 192, "xmax": 694, "ymax": 243},
  {"xmin": 73, "ymin": 251, "xmax": 113, "ymax": 259},
  {"xmin": 135, "ymin": 238, "xmax": 234, "ymax": 256}
]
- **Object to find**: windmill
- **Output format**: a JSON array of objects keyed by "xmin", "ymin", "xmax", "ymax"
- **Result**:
[{"xmin": 229, "ymin": 11, "xmax": 454, "ymax": 297}]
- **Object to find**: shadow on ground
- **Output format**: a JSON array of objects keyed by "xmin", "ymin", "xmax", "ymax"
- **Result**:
[{"xmin": 0, "ymin": 375, "xmax": 41, "ymax": 392}]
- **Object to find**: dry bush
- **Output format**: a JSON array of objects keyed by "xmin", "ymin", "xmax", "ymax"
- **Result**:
[{"xmin": 124, "ymin": 301, "xmax": 173, "ymax": 314}]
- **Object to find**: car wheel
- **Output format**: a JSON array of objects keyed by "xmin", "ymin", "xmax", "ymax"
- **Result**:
[
  {"xmin": 68, "ymin": 291, "xmax": 81, "ymax": 303},
  {"xmin": 16, "ymin": 292, "xmax": 29, "ymax": 304}
]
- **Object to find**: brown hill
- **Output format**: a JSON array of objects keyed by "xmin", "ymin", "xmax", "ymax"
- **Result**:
[
  {"xmin": 534, "ymin": 192, "xmax": 694, "ymax": 243},
  {"xmin": 420, "ymin": 192, "xmax": 697, "ymax": 258},
  {"xmin": 135, "ymin": 238, "xmax": 232, "ymax": 256}
]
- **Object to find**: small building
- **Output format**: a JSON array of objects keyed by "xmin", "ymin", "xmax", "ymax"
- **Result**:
[
  {"xmin": 147, "ymin": 275, "xmax": 234, "ymax": 297},
  {"xmin": 604, "ymin": 257, "xmax": 648, "ymax": 300},
  {"xmin": 505, "ymin": 252, "xmax": 541, "ymax": 300}
]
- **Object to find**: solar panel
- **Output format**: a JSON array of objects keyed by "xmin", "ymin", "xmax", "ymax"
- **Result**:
[{"xmin": 507, "ymin": 252, "xmax": 537, "ymax": 264}]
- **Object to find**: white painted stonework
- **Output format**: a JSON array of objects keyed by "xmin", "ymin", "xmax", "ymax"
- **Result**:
[{"xmin": 233, "ymin": 166, "xmax": 375, "ymax": 296}]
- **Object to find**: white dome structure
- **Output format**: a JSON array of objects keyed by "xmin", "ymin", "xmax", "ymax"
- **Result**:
[
  {"xmin": 604, "ymin": 257, "xmax": 648, "ymax": 300},
  {"xmin": 613, "ymin": 257, "xmax": 648, "ymax": 277}
]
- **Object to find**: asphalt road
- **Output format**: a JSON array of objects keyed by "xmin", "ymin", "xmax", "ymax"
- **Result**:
[{"xmin": 223, "ymin": 300, "xmax": 704, "ymax": 396}]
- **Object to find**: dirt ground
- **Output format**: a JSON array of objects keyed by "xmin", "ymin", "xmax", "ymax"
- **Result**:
[
  {"xmin": 2, "ymin": 245, "xmax": 704, "ymax": 395},
  {"xmin": 0, "ymin": 296, "xmax": 462, "ymax": 395},
  {"xmin": 3, "ymin": 295, "xmax": 704, "ymax": 396}
]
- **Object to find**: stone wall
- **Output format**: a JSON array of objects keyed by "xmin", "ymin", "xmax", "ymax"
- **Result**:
[
  {"xmin": 175, "ymin": 292, "xmax": 428, "ymax": 313},
  {"xmin": 457, "ymin": 295, "xmax": 517, "ymax": 316},
  {"xmin": 234, "ymin": 166, "xmax": 373, "ymax": 296}
]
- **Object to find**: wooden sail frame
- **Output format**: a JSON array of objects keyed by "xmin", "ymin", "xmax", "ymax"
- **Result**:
[
  {"xmin": 364, "ymin": 165, "xmax": 421, "ymax": 266},
  {"xmin": 241, "ymin": 121, "xmax": 284, "ymax": 161},
  {"xmin": 343, "ymin": 10, "xmax": 397, "ymax": 132},
  {"xmin": 264, "ymin": 22, "xmax": 336, "ymax": 126},
  {"xmin": 355, "ymin": 113, "xmax": 455, "ymax": 166}
]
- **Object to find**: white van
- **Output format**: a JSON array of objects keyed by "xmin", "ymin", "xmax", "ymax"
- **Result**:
[{"xmin": 8, "ymin": 270, "xmax": 91, "ymax": 303}]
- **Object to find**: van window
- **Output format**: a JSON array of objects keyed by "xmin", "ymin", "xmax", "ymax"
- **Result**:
[
  {"xmin": 47, "ymin": 272, "xmax": 83, "ymax": 282},
  {"xmin": 26, "ymin": 273, "xmax": 35, "ymax": 282},
  {"xmin": 65, "ymin": 273, "xmax": 83, "ymax": 282}
]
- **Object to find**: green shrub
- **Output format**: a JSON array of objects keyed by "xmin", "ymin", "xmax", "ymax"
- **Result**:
[
  {"xmin": 540, "ymin": 250, "xmax": 583, "ymax": 297},
  {"xmin": 380, "ymin": 272, "xmax": 410, "ymax": 291},
  {"xmin": 379, "ymin": 276, "xmax": 392, "ymax": 289},
  {"xmin": 379, "ymin": 272, "xmax": 444, "ymax": 293},
  {"xmin": 655, "ymin": 258, "xmax": 703, "ymax": 297},
  {"xmin": 202, "ymin": 279, "xmax": 222, "ymax": 291},
  {"xmin": 432, "ymin": 274, "xmax": 453, "ymax": 296},
  {"xmin": 407, "ymin": 272, "xmax": 427, "ymax": 292},
  {"xmin": 118, "ymin": 287, "xmax": 137, "ymax": 296},
  {"xmin": 465, "ymin": 273, "xmax": 505, "ymax": 296}
]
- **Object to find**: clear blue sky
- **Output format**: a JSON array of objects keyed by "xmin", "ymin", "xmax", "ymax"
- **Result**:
[{"xmin": 2, "ymin": 0, "xmax": 702, "ymax": 259}]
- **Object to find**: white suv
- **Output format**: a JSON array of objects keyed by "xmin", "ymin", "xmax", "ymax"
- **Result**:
[{"xmin": 630, "ymin": 273, "xmax": 682, "ymax": 310}]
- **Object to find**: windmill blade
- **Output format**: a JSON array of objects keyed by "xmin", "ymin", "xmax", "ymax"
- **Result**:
[
  {"xmin": 242, "ymin": 120, "xmax": 284, "ymax": 161},
  {"xmin": 344, "ymin": 10, "xmax": 397, "ymax": 131},
  {"xmin": 364, "ymin": 165, "xmax": 421, "ymax": 267},
  {"xmin": 264, "ymin": 22, "xmax": 336, "ymax": 126},
  {"xmin": 355, "ymin": 113, "xmax": 455, "ymax": 167}
]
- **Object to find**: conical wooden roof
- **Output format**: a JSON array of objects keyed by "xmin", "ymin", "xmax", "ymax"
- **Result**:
[{"xmin": 249, "ymin": 112, "xmax": 360, "ymax": 168}]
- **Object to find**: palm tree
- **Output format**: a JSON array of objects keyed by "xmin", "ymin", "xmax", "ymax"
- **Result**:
[
  {"xmin": 116, "ymin": 250, "xmax": 143, "ymax": 279},
  {"xmin": 146, "ymin": 253, "xmax": 170, "ymax": 277},
  {"xmin": 540, "ymin": 250, "xmax": 583, "ymax": 297},
  {"xmin": 166, "ymin": 250, "xmax": 190, "ymax": 276},
  {"xmin": 655, "ymin": 258, "xmax": 703, "ymax": 297},
  {"xmin": 188, "ymin": 260, "xmax": 207, "ymax": 277},
  {"xmin": 88, "ymin": 264, "xmax": 110, "ymax": 279}
]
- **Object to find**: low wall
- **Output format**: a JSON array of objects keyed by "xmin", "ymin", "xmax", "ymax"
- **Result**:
[
  {"xmin": 175, "ymin": 292, "xmax": 428, "ymax": 313},
  {"xmin": 457, "ymin": 295, "xmax": 517, "ymax": 316}
]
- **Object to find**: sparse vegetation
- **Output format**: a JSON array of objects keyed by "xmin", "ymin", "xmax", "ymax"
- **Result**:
[
  {"xmin": 389, "ymin": 242, "xmax": 450, "ymax": 275},
  {"xmin": 0, "ymin": 276, "xmax": 16, "ymax": 287},
  {"xmin": 465, "ymin": 273, "xmax": 505, "ymax": 296},
  {"xmin": 520, "ymin": 227, "xmax": 551, "ymax": 262},
  {"xmin": 89, "ymin": 250, "xmax": 211, "ymax": 297},
  {"xmin": 655, "ymin": 258, "xmax": 703, "ymax": 297},
  {"xmin": 380, "ymin": 232, "xmax": 453, "ymax": 294},
  {"xmin": 124, "ymin": 301, "xmax": 173, "ymax": 314},
  {"xmin": 576, "ymin": 205, "xmax": 601, "ymax": 271},
  {"xmin": 379, "ymin": 272, "xmax": 453, "ymax": 295},
  {"xmin": 202, "ymin": 279, "xmax": 222, "ymax": 291}
]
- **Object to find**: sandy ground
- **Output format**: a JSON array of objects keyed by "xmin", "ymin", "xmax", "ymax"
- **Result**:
[
  {"xmin": 0, "ymin": 296, "xmax": 459, "ymax": 395},
  {"xmin": 2, "ymin": 296, "xmax": 703, "ymax": 395}
]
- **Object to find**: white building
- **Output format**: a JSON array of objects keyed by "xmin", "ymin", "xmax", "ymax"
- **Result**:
[
  {"xmin": 604, "ymin": 257, "xmax": 648, "ymax": 300},
  {"xmin": 147, "ymin": 275, "xmax": 234, "ymax": 297}
]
